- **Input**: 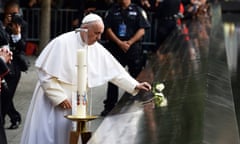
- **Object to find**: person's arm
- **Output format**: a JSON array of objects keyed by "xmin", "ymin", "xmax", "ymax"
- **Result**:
[
  {"xmin": 0, "ymin": 47, "xmax": 12, "ymax": 77},
  {"xmin": 127, "ymin": 28, "xmax": 145, "ymax": 46},
  {"xmin": 141, "ymin": 0, "xmax": 151, "ymax": 8},
  {"xmin": 106, "ymin": 27, "xmax": 145, "ymax": 52},
  {"xmin": 38, "ymin": 69, "xmax": 72, "ymax": 109},
  {"xmin": 10, "ymin": 23, "xmax": 26, "ymax": 52},
  {"xmin": 110, "ymin": 71, "xmax": 151, "ymax": 96},
  {"xmin": 105, "ymin": 28, "xmax": 130, "ymax": 52},
  {"xmin": 105, "ymin": 28, "xmax": 122, "ymax": 46}
]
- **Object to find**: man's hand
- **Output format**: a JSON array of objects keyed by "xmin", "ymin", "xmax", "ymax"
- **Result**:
[
  {"xmin": 59, "ymin": 99, "xmax": 72, "ymax": 109},
  {"xmin": 135, "ymin": 82, "xmax": 152, "ymax": 91},
  {"xmin": 118, "ymin": 41, "xmax": 130, "ymax": 53}
]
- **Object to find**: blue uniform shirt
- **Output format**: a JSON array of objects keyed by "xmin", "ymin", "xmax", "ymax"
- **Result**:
[{"xmin": 104, "ymin": 3, "xmax": 150, "ymax": 40}]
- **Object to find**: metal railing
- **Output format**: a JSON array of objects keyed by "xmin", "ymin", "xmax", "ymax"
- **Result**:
[{"xmin": 22, "ymin": 8, "xmax": 157, "ymax": 48}]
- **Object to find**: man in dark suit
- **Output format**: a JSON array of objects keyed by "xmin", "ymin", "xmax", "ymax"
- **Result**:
[
  {"xmin": 0, "ymin": 47, "xmax": 13, "ymax": 144},
  {"xmin": 1, "ymin": 0, "xmax": 28, "ymax": 129}
]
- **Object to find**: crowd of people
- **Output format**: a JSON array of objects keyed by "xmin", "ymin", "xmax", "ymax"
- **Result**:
[
  {"xmin": 1, "ymin": 0, "xmax": 209, "ymax": 40},
  {"xmin": 0, "ymin": 0, "xmax": 210, "ymax": 144}
]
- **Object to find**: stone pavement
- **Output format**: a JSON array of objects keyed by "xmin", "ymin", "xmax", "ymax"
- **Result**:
[{"xmin": 5, "ymin": 56, "xmax": 117, "ymax": 144}]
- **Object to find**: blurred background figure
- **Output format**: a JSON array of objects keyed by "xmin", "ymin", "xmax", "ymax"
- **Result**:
[
  {"xmin": 0, "ymin": 20, "xmax": 13, "ymax": 143},
  {"xmin": 0, "ymin": 47, "xmax": 12, "ymax": 144},
  {"xmin": 153, "ymin": 0, "xmax": 182, "ymax": 53},
  {"xmin": 182, "ymin": 0, "xmax": 208, "ymax": 19},
  {"xmin": 71, "ymin": 0, "xmax": 114, "ymax": 29},
  {"xmin": 1, "ymin": 0, "xmax": 28, "ymax": 129},
  {"xmin": 0, "ymin": 0, "xmax": 7, "ymax": 13}
]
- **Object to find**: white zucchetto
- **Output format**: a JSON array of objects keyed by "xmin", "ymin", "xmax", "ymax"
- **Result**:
[{"xmin": 81, "ymin": 13, "xmax": 103, "ymax": 24}]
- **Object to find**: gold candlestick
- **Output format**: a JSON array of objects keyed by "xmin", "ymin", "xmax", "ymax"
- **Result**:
[{"xmin": 65, "ymin": 115, "xmax": 98, "ymax": 144}]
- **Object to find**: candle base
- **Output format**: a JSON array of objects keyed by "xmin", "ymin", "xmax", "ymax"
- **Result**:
[
  {"xmin": 65, "ymin": 115, "xmax": 97, "ymax": 121},
  {"xmin": 75, "ymin": 104, "xmax": 87, "ymax": 117},
  {"xmin": 65, "ymin": 115, "xmax": 98, "ymax": 144}
]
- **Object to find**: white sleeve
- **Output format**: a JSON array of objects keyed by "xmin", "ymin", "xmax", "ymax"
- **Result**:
[
  {"xmin": 11, "ymin": 34, "xmax": 21, "ymax": 43},
  {"xmin": 38, "ymin": 69, "xmax": 68, "ymax": 106},
  {"xmin": 110, "ymin": 72, "xmax": 139, "ymax": 96}
]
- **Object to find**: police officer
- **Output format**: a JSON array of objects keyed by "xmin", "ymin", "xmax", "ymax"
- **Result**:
[
  {"xmin": 101, "ymin": 0, "xmax": 150, "ymax": 116},
  {"xmin": 154, "ymin": 0, "xmax": 181, "ymax": 53}
]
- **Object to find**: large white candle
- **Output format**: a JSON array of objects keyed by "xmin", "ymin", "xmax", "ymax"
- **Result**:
[
  {"xmin": 77, "ymin": 49, "xmax": 87, "ymax": 94},
  {"xmin": 76, "ymin": 49, "xmax": 87, "ymax": 116}
]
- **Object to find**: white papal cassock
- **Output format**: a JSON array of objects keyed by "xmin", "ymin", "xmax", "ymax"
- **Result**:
[{"xmin": 20, "ymin": 31, "xmax": 139, "ymax": 144}]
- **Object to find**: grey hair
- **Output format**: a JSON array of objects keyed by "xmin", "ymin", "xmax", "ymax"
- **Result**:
[{"xmin": 81, "ymin": 13, "xmax": 104, "ymax": 27}]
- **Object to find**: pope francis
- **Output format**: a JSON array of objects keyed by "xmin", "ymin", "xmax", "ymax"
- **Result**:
[{"xmin": 20, "ymin": 13, "xmax": 151, "ymax": 144}]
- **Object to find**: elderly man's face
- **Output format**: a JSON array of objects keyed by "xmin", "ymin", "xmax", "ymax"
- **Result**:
[{"xmin": 87, "ymin": 22, "xmax": 104, "ymax": 45}]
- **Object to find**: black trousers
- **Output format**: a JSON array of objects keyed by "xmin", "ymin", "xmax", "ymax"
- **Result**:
[
  {"xmin": 104, "ymin": 42, "xmax": 145, "ymax": 110},
  {"xmin": 0, "ymin": 93, "xmax": 7, "ymax": 144},
  {"xmin": 1, "ymin": 62, "xmax": 21, "ymax": 125}
]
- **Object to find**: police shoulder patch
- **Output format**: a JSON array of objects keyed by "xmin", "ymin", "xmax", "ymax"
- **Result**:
[{"xmin": 140, "ymin": 8, "xmax": 148, "ymax": 20}]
